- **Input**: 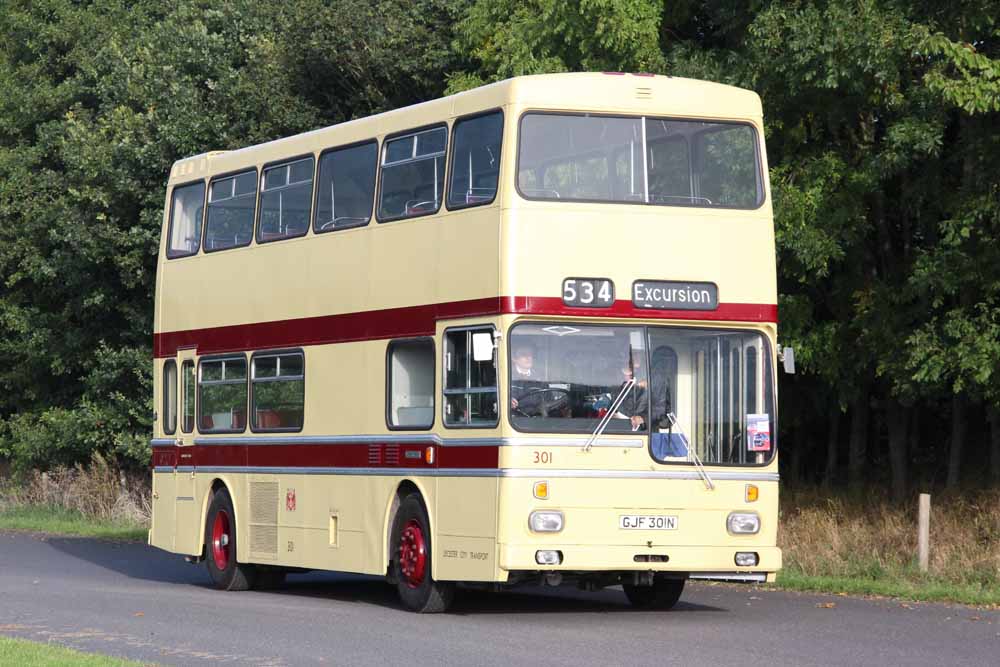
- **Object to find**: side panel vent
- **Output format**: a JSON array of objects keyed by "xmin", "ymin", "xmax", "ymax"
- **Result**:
[
  {"xmin": 249, "ymin": 481, "xmax": 279, "ymax": 556},
  {"xmin": 250, "ymin": 482, "xmax": 279, "ymax": 523},
  {"xmin": 368, "ymin": 444, "xmax": 382, "ymax": 465},
  {"xmin": 251, "ymin": 526, "xmax": 278, "ymax": 555},
  {"xmin": 384, "ymin": 444, "xmax": 399, "ymax": 466},
  {"xmin": 635, "ymin": 87, "xmax": 653, "ymax": 100}
]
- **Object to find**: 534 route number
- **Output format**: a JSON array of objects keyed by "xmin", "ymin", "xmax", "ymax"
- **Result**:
[{"xmin": 562, "ymin": 278, "xmax": 614, "ymax": 308}]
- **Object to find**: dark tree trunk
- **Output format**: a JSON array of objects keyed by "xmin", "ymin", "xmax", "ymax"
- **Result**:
[
  {"xmin": 988, "ymin": 406, "xmax": 1000, "ymax": 486},
  {"xmin": 848, "ymin": 394, "xmax": 869, "ymax": 491},
  {"xmin": 946, "ymin": 395, "xmax": 966, "ymax": 488},
  {"xmin": 886, "ymin": 400, "xmax": 908, "ymax": 501},
  {"xmin": 824, "ymin": 406, "xmax": 840, "ymax": 488}
]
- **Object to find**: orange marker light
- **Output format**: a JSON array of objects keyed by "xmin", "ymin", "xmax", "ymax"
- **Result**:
[
  {"xmin": 425, "ymin": 447, "xmax": 435, "ymax": 465},
  {"xmin": 533, "ymin": 481, "xmax": 549, "ymax": 500},
  {"xmin": 745, "ymin": 484, "xmax": 759, "ymax": 503}
]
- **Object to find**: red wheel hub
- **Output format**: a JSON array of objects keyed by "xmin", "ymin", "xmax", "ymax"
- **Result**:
[
  {"xmin": 211, "ymin": 509, "xmax": 232, "ymax": 571},
  {"xmin": 398, "ymin": 519, "xmax": 427, "ymax": 588}
]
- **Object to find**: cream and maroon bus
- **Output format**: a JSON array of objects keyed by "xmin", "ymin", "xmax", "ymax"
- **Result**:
[{"xmin": 150, "ymin": 72, "xmax": 781, "ymax": 612}]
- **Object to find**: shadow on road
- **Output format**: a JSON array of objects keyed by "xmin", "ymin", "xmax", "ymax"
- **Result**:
[
  {"xmin": 271, "ymin": 574, "xmax": 727, "ymax": 615},
  {"xmin": 45, "ymin": 536, "xmax": 211, "ymax": 585},
  {"xmin": 44, "ymin": 537, "xmax": 726, "ymax": 615}
]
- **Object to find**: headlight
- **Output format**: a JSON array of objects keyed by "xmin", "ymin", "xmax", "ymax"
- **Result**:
[
  {"xmin": 529, "ymin": 510, "xmax": 564, "ymax": 533},
  {"xmin": 727, "ymin": 512, "xmax": 760, "ymax": 535}
]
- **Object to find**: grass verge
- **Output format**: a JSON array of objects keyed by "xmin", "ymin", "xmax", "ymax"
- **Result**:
[
  {"xmin": 772, "ymin": 566, "xmax": 1000, "ymax": 607},
  {"xmin": 0, "ymin": 636, "xmax": 150, "ymax": 666},
  {"xmin": 0, "ymin": 505, "xmax": 146, "ymax": 542}
]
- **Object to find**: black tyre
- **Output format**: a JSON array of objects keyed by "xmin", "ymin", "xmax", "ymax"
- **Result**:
[
  {"xmin": 391, "ymin": 493, "xmax": 455, "ymax": 613},
  {"xmin": 204, "ymin": 487, "xmax": 257, "ymax": 591},
  {"xmin": 623, "ymin": 577, "xmax": 685, "ymax": 609}
]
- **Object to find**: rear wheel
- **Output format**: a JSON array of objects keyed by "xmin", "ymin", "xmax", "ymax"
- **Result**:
[
  {"xmin": 623, "ymin": 577, "xmax": 685, "ymax": 609},
  {"xmin": 205, "ymin": 487, "xmax": 256, "ymax": 591},
  {"xmin": 392, "ymin": 493, "xmax": 454, "ymax": 613}
]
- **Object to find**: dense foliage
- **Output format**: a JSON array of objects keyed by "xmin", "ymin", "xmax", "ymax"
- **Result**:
[{"xmin": 1, "ymin": 1, "xmax": 998, "ymax": 493}]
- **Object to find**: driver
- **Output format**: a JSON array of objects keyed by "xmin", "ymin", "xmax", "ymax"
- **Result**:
[
  {"xmin": 510, "ymin": 342, "xmax": 540, "ymax": 411},
  {"xmin": 614, "ymin": 352, "xmax": 649, "ymax": 431}
]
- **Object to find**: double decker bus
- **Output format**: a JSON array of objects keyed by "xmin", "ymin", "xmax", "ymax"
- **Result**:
[{"xmin": 150, "ymin": 72, "xmax": 781, "ymax": 612}]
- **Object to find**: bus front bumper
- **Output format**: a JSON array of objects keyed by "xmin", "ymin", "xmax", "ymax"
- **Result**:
[{"xmin": 499, "ymin": 544, "xmax": 781, "ymax": 582}]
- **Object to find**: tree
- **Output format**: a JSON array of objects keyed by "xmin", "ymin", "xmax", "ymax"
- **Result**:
[{"xmin": 0, "ymin": 0, "xmax": 465, "ymax": 471}]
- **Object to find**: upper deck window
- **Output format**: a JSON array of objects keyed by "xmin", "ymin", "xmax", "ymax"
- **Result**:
[
  {"xmin": 205, "ymin": 170, "xmax": 257, "ymax": 252},
  {"xmin": 447, "ymin": 112, "xmax": 503, "ymax": 209},
  {"xmin": 517, "ymin": 113, "xmax": 762, "ymax": 209},
  {"xmin": 259, "ymin": 158, "xmax": 314, "ymax": 242},
  {"xmin": 166, "ymin": 182, "xmax": 206, "ymax": 258},
  {"xmin": 378, "ymin": 126, "xmax": 447, "ymax": 222},
  {"xmin": 314, "ymin": 141, "xmax": 377, "ymax": 233}
]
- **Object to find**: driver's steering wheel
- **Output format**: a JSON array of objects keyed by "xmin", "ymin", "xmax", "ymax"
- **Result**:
[{"xmin": 511, "ymin": 388, "xmax": 571, "ymax": 418}]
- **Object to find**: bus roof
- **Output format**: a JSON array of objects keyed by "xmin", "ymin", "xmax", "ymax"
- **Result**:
[{"xmin": 168, "ymin": 73, "xmax": 763, "ymax": 186}]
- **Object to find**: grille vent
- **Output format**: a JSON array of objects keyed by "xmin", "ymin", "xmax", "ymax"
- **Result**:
[
  {"xmin": 384, "ymin": 444, "xmax": 399, "ymax": 466},
  {"xmin": 249, "ymin": 481, "xmax": 279, "ymax": 556},
  {"xmin": 251, "ymin": 526, "xmax": 278, "ymax": 555},
  {"xmin": 250, "ymin": 482, "xmax": 279, "ymax": 523},
  {"xmin": 367, "ymin": 444, "xmax": 382, "ymax": 465},
  {"xmin": 635, "ymin": 87, "xmax": 653, "ymax": 100}
]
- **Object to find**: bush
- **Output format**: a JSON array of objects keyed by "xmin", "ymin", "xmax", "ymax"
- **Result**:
[{"xmin": 0, "ymin": 343, "xmax": 151, "ymax": 473}]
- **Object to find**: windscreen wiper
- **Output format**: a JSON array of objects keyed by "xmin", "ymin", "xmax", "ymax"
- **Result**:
[
  {"xmin": 687, "ymin": 438, "xmax": 715, "ymax": 491},
  {"xmin": 660, "ymin": 411, "xmax": 714, "ymax": 490},
  {"xmin": 584, "ymin": 378, "xmax": 635, "ymax": 452}
]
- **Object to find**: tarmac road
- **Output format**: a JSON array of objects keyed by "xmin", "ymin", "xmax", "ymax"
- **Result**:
[{"xmin": 0, "ymin": 531, "xmax": 996, "ymax": 666}]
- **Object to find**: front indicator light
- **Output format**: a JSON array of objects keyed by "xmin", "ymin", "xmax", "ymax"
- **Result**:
[
  {"xmin": 529, "ymin": 510, "xmax": 564, "ymax": 533},
  {"xmin": 533, "ymin": 481, "xmax": 549, "ymax": 499},
  {"xmin": 745, "ymin": 484, "xmax": 759, "ymax": 502},
  {"xmin": 536, "ymin": 550, "xmax": 563, "ymax": 565},
  {"xmin": 727, "ymin": 512, "xmax": 760, "ymax": 535},
  {"xmin": 735, "ymin": 552, "xmax": 759, "ymax": 567}
]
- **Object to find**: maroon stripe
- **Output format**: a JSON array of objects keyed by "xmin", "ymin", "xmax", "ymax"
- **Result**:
[
  {"xmin": 153, "ymin": 296, "xmax": 777, "ymax": 358},
  {"xmin": 154, "ymin": 296, "xmax": 503, "ymax": 358},
  {"xmin": 154, "ymin": 442, "xmax": 500, "ymax": 470},
  {"xmin": 507, "ymin": 296, "xmax": 778, "ymax": 324}
]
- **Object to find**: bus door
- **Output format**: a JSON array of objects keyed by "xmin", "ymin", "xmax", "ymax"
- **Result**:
[
  {"xmin": 150, "ymin": 357, "xmax": 180, "ymax": 550},
  {"xmin": 174, "ymin": 349, "xmax": 200, "ymax": 554}
]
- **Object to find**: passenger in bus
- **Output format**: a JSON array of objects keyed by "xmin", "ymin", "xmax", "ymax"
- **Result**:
[{"xmin": 649, "ymin": 346, "xmax": 676, "ymax": 427}]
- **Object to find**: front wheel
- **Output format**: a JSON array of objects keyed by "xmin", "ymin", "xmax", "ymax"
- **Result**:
[
  {"xmin": 391, "ymin": 493, "xmax": 455, "ymax": 613},
  {"xmin": 623, "ymin": 577, "xmax": 685, "ymax": 609},
  {"xmin": 204, "ymin": 487, "xmax": 257, "ymax": 591}
]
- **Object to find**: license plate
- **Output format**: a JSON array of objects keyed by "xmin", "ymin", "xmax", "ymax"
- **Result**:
[{"xmin": 619, "ymin": 514, "xmax": 678, "ymax": 530}]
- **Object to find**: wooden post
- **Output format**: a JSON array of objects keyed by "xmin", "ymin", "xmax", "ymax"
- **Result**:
[
  {"xmin": 918, "ymin": 493, "xmax": 931, "ymax": 572},
  {"xmin": 41, "ymin": 472, "xmax": 49, "ymax": 504}
]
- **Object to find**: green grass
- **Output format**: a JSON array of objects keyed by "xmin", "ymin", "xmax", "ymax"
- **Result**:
[
  {"xmin": 0, "ymin": 505, "xmax": 147, "ymax": 541},
  {"xmin": 771, "ymin": 566, "xmax": 1000, "ymax": 607},
  {"xmin": 0, "ymin": 636, "xmax": 151, "ymax": 666}
]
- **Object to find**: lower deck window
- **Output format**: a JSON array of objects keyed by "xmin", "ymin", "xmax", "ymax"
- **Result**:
[
  {"xmin": 163, "ymin": 360, "xmax": 177, "ymax": 435},
  {"xmin": 181, "ymin": 360, "xmax": 195, "ymax": 433},
  {"xmin": 199, "ymin": 357, "xmax": 248, "ymax": 432},
  {"xmin": 444, "ymin": 328, "xmax": 498, "ymax": 427},
  {"xmin": 388, "ymin": 339, "xmax": 434, "ymax": 429},
  {"xmin": 252, "ymin": 352, "xmax": 304, "ymax": 430}
]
